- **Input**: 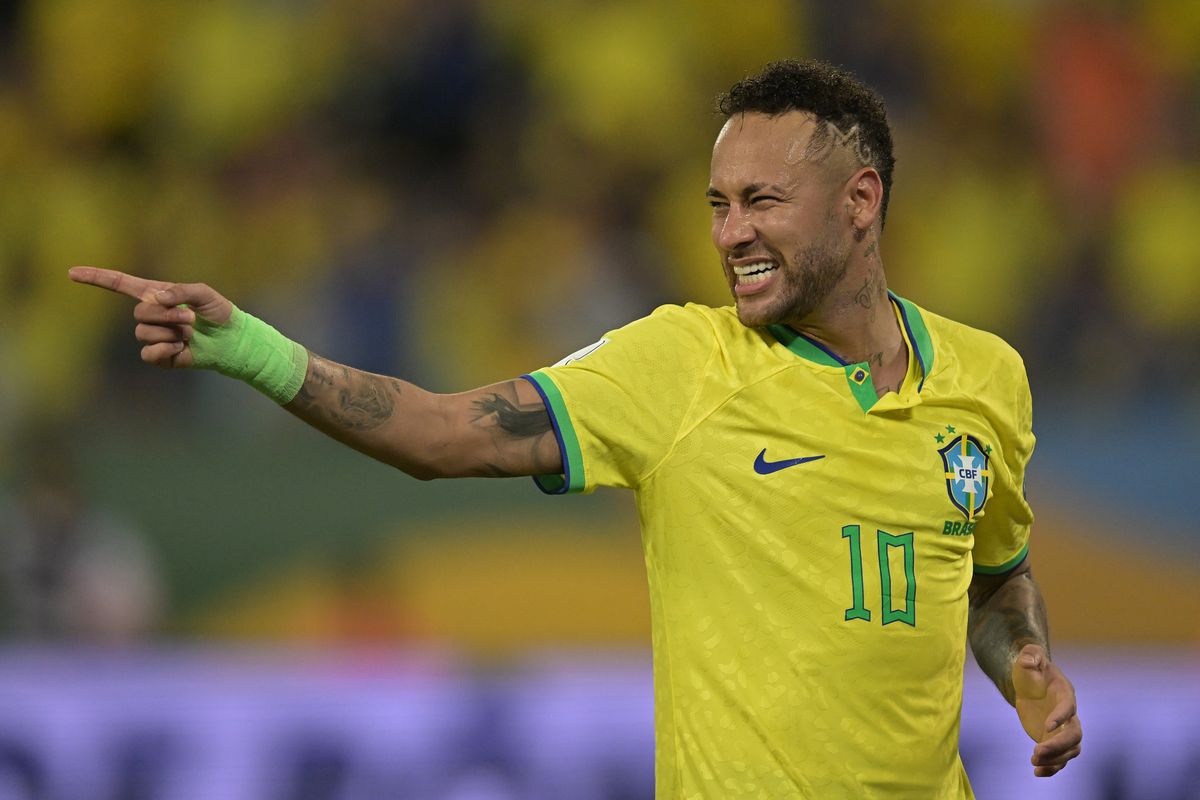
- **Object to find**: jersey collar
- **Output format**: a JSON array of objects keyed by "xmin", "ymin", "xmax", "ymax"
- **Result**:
[
  {"xmin": 889, "ymin": 292, "xmax": 935, "ymax": 392},
  {"xmin": 767, "ymin": 292, "xmax": 935, "ymax": 413}
]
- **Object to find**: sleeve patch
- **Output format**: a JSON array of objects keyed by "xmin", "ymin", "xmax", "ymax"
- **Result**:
[{"xmin": 551, "ymin": 337, "xmax": 609, "ymax": 367}]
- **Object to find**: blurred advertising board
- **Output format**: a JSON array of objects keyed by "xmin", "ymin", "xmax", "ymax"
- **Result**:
[{"xmin": 0, "ymin": 648, "xmax": 1194, "ymax": 799}]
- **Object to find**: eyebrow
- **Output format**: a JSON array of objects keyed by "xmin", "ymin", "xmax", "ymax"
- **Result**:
[{"xmin": 705, "ymin": 182, "xmax": 789, "ymax": 200}]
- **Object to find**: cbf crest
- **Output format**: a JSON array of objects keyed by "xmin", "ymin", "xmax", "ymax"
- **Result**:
[{"xmin": 938, "ymin": 433, "xmax": 991, "ymax": 520}]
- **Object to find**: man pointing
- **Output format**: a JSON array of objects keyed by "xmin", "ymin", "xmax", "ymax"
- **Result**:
[{"xmin": 73, "ymin": 60, "xmax": 1081, "ymax": 798}]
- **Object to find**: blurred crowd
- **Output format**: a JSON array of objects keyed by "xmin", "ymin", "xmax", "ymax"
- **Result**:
[
  {"xmin": 0, "ymin": 429, "xmax": 161, "ymax": 642},
  {"xmin": 1, "ymin": 0, "xmax": 1199, "ymax": 638},
  {"xmin": 1, "ymin": 0, "xmax": 1198, "ymax": 426}
]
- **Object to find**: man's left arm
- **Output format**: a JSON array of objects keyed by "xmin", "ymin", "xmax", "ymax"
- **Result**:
[{"xmin": 968, "ymin": 557, "xmax": 1083, "ymax": 777}]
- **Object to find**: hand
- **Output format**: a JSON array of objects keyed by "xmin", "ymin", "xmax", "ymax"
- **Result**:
[
  {"xmin": 69, "ymin": 267, "xmax": 232, "ymax": 368},
  {"xmin": 1011, "ymin": 643, "xmax": 1082, "ymax": 777}
]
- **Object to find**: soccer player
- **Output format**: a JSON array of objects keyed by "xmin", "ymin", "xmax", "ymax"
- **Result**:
[{"xmin": 71, "ymin": 60, "xmax": 1081, "ymax": 797}]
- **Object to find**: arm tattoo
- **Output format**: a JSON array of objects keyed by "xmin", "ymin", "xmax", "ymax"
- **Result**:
[
  {"xmin": 968, "ymin": 569, "xmax": 1050, "ymax": 704},
  {"xmin": 286, "ymin": 362, "xmax": 556, "ymax": 480},
  {"xmin": 470, "ymin": 393, "xmax": 552, "ymax": 438},
  {"xmin": 292, "ymin": 357, "xmax": 401, "ymax": 431}
]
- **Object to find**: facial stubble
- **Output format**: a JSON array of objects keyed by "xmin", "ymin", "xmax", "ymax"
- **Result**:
[{"xmin": 734, "ymin": 226, "xmax": 849, "ymax": 329}]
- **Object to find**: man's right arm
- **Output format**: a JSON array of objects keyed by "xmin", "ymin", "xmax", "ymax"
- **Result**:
[
  {"xmin": 69, "ymin": 266, "xmax": 563, "ymax": 481},
  {"xmin": 286, "ymin": 357, "xmax": 562, "ymax": 480}
]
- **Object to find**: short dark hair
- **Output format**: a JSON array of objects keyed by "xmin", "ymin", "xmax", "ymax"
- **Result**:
[{"xmin": 718, "ymin": 60, "xmax": 896, "ymax": 226}]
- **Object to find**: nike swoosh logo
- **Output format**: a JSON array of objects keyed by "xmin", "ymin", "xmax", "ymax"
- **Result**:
[{"xmin": 754, "ymin": 449, "xmax": 826, "ymax": 475}]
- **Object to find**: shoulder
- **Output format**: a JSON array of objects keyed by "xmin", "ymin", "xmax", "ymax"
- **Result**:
[
  {"xmin": 603, "ymin": 302, "xmax": 742, "ymax": 353},
  {"xmin": 917, "ymin": 303, "xmax": 1029, "ymax": 389},
  {"xmin": 544, "ymin": 303, "xmax": 730, "ymax": 375},
  {"xmin": 639, "ymin": 302, "xmax": 738, "ymax": 332}
]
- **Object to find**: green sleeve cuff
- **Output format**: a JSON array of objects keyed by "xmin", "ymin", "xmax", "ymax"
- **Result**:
[
  {"xmin": 521, "ymin": 370, "xmax": 586, "ymax": 494},
  {"xmin": 974, "ymin": 542, "xmax": 1030, "ymax": 575}
]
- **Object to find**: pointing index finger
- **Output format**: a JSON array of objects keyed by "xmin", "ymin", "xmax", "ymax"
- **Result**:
[{"xmin": 69, "ymin": 266, "xmax": 171, "ymax": 302}]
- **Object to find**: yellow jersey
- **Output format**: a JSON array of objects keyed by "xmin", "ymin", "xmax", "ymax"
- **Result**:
[{"xmin": 522, "ymin": 294, "xmax": 1033, "ymax": 799}]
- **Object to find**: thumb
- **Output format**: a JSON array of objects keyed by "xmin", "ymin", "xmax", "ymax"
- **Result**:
[
  {"xmin": 154, "ymin": 282, "xmax": 232, "ymax": 325},
  {"xmin": 1011, "ymin": 646, "xmax": 1049, "ymax": 701}
]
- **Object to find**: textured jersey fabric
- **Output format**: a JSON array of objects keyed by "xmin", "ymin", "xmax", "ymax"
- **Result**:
[{"xmin": 522, "ymin": 295, "xmax": 1034, "ymax": 799}]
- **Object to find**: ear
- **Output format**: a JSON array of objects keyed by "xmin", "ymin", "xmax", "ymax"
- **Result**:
[{"xmin": 846, "ymin": 167, "xmax": 884, "ymax": 236}]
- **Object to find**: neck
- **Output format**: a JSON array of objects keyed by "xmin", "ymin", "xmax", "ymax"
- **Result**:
[{"xmin": 786, "ymin": 249, "xmax": 900, "ymax": 368}]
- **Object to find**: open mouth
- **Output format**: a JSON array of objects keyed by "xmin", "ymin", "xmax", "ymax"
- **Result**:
[{"xmin": 733, "ymin": 262, "xmax": 779, "ymax": 286}]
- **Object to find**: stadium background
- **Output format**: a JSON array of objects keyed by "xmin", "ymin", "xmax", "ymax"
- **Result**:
[{"xmin": 1, "ymin": 1, "xmax": 1198, "ymax": 797}]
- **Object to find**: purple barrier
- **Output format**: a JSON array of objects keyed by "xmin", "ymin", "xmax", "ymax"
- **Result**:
[{"xmin": 0, "ymin": 647, "xmax": 1193, "ymax": 799}]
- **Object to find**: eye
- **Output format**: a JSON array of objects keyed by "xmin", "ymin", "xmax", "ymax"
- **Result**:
[
  {"xmin": 750, "ymin": 195, "xmax": 780, "ymax": 206},
  {"xmin": 707, "ymin": 199, "xmax": 728, "ymax": 210}
]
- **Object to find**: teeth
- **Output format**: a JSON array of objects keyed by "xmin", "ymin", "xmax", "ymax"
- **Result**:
[
  {"xmin": 739, "ymin": 270, "xmax": 773, "ymax": 285},
  {"xmin": 733, "ymin": 262, "xmax": 778, "ymax": 283},
  {"xmin": 732, "ymin": 262, "xmax": 777, "ymax": 276}
]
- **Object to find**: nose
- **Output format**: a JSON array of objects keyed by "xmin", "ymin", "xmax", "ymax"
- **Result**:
[{"xmin": 715, "ymin": 206, "xmax": 756, "ymax": 252}]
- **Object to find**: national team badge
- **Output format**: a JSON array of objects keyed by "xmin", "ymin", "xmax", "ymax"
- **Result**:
[{"xmin": 938, "ymin": 433, "xmax": 991, "ymax": 520}]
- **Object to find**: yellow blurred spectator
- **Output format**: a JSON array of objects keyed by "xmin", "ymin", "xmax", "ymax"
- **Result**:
[
  {"xmin": 482, "ymin": 0, "xmax": 803, "ymax": 168},
  {"xmin": 1110, "ymin": 162, "xmax": 1200, "ymax": 335},
  {"xmin": 885, "ymin": 133, "xmax": 1060, "ymax": 336}
]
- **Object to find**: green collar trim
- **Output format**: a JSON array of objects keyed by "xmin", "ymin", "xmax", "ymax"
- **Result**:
[
  {"xmin": 889, "ymin": 292, "xmax": 935, "ymax": 391},
  {"xmin": 767, "ymin": 294, "xmax": 936, "ymax": 413},
  {"xmin": 767, "ymin": 294, "xmax": 934, "ymax": 387},
  {"xmin": 767, "ymin": 324, "xmax": 847, "ymax": 368}
]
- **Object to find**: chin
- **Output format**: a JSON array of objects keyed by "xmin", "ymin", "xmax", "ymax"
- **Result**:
[{"xmin": 734, "ymin": 298, "xmax": 784, "ymax": 328}]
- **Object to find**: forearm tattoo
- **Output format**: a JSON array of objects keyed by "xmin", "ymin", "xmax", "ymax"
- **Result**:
[
  {"xmin": 286, "ymin": 358, "xmax": 556, "ymax": 479},
  {"xmin": 292, "ymin": 356, "xmax": 401, "ymax": 431},
  {"xmin": 968, "ymin": 570, "xmax": 1051, "ymax": 704}
]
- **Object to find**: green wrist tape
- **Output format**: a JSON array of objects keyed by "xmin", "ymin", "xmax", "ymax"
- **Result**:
[{"xmin": 190, "ymin": 305, "xmax": 309, "ymax": 405}]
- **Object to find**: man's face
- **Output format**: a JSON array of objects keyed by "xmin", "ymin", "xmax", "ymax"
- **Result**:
[{"xmin": 708, "ymin": 111, "xmax": 855, "ymax": 328}]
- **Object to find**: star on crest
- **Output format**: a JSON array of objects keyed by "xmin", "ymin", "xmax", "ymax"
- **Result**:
[
  {"xmin": 934, "ymin": 433, "xmax": 945, "ymax": 443},
  {"xmin": 984, "ymin": 444, "xmax": 992, "ymax": 455},
  {"xmin": 946, "ymin": 424, "xmax": 957, "ymax": 434}
]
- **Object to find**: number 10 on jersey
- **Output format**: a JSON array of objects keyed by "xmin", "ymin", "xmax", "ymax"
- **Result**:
[{"xmin": 841, "ymin": 525, "xmax": 916, "ymax": 626}]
